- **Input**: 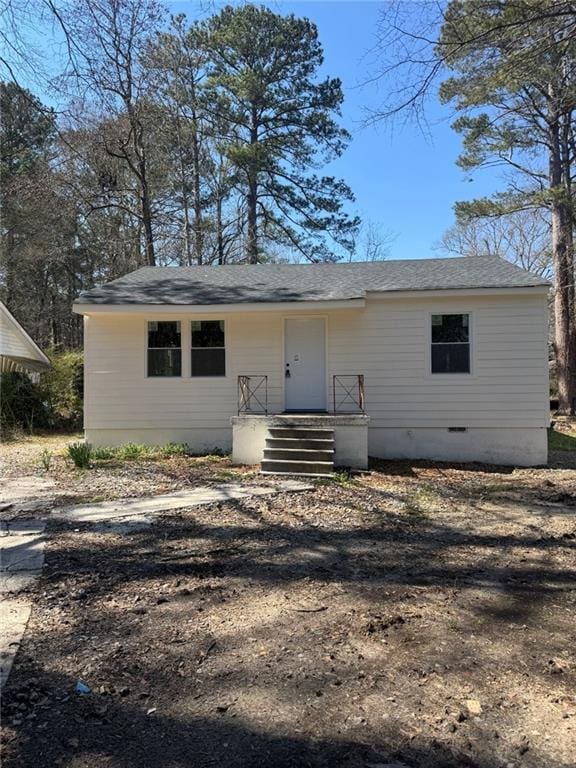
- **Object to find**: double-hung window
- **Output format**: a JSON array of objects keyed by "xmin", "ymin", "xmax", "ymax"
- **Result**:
[
  {"xmin": 147, "ymin": 321, "xmax": 182, "ymax": 377},
  {"xmin": 431, "ymin": 314, "xmax": 470, "ymax": 374},
  {"xmin": 191, "ymin": 320, "xmax": 225, "ymax": 377}
]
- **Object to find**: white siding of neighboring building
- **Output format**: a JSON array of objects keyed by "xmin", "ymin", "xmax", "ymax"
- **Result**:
[
  {"xmin": 0, "ymin": 302, "xmax": 50, "ymax": 372},
  {"xmin": 1, "ymin": 320, "xmax": 32, "ymax": 359},
  {"xmin": 82, "ymin": 289, "xmax": 549, "ymax": 464}
]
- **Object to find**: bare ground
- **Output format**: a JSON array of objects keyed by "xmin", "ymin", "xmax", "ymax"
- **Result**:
[{"xmin": 1, "ymin": 433, "xmax": 575, "ymax": 768}]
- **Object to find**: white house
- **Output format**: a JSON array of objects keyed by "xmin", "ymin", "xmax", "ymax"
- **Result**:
[
  {"xmin": 0, "ymin": 301, "xmax": 50, "ymax": 374},
  {"xmin": 73, "ymin": 256, "xmax": 550, "ymax": 472}
]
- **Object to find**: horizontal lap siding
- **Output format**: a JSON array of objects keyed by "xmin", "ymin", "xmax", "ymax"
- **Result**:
[
  {"xmin": 1, "ymin": 321, "xmax": 34, "ymax": 358},
  {"xmin": 328, "ymin": 294, "xmax": 548, "ymax": 428},
  {"xmin": 84, "ymin": 313, "xmax": 283, "ymax": 429},
  {"xmin": 84, "ymin": 292, "xmax": 548, "ymax": 432}
]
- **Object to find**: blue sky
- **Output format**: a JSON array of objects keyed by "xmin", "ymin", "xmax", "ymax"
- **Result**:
[
  {"xmin": 166, "ymin": 0, "xmax": 501, "ymax": 260},
  {"xmin": 22, "ymin": 0, "xmax": 504, "ymax": 260}
]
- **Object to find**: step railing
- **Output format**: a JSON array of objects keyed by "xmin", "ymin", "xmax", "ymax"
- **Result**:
[
  {"xmin": 238, "ymin": 375, "xmax": 268, "ymax": 415},
  {"xmin": 332, "ymin": 374, "xmax": 365, "ymax": 414}
]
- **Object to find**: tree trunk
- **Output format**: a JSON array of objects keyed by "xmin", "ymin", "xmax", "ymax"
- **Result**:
[
  {"xmin": 552, "ymin": 205, "xmax": 576, "ymax": 416},
  {"xmin": 216, "ymin": 194, "xmax": 224, "ymax": 265},
  {"xmin": 191, "ymin": 121, "xmax": 204, "ymax": 265},
  {"xmin": 175, "ymin": 119, "xmax": 193, "ymax": 266},
  {"xmin": 140, "ymin": 167, "xmax": 155, "ymax": 267},
  {"xmin": 246, "ymin": 104, "xmax": 259, "ymax": 264},
  {"xmin": 549, "ymin": 111, "xmax": 576, "ymax": 415}
]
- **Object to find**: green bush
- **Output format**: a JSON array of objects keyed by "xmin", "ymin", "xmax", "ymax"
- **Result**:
[
  {"xmin": 0, "ymin": 348, "xmax": 83, "ymax": 437},
  {"xmin": 42, "ymin": 349, "xmax": 83, "ymax": 430},
  {"xmin": 0, "ymin": 372, "xmax": 51, "ymax": 435},
  {"xmin": 68, "ymin": 441, "xmax": 92, "ymax": 469}
]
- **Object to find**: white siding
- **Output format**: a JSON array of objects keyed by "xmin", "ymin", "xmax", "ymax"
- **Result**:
[
  {"xmin": 328, "ymin": 293, "xmax": 549, "ymax": 429},
  {"xmin": 83, "ymin": 290, "xmax": 549, "ymax": 450},
  {"xmin": 0, "ymin": 302, "xmax": 50, "ymax": 370},
  {"xmin": 0, "ymin": 318, "xmax": 32, "ymax": 358}
]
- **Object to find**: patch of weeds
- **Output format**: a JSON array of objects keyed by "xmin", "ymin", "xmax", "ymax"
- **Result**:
[
  {"xmin": 92, "ymin": 446, "xmax": 116, "ymax": 461},
  {"xmin": 403, "ymin": 486, "xmax": 439, "ymax": 517},
  {"xmin": 446, "ymin": 618, "xmax": 461, "ymax": 632},
  {"xmin": 211, "ymin": 469, "xmax": 251, "ymax": 481},
  {"xmin": 315, "ymin": 470, "xmax": 358, "ymax": 487},
  {"xmin": 332, "ymin": 470, "xmax": 358, "ymax": 487},
  {"xmin": 160, "ymin": 442, "xmax": 189, "ymax": 457},
  {"xmin": 115, "ymin": 442, "xmax": 153, "ymax": 460},
  {"xmin": 68, "ymin": 442, "xmax": 92, "ymax": 469},
  {"xmin": 40, "ymin": 447, "xmax": 53, "ymax": 471},
  {"xmin": 208, "ymin": 447, "xmax": 228, "ymax": 458}
]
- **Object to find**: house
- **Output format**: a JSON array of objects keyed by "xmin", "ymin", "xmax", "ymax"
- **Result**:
[
  {"xmin": 73, "ymin": 256, "xmax": 550, "ymax": 472},
  {"xmin": 0, "ymin": 302, "xmax": 50, "ymax": 375}
]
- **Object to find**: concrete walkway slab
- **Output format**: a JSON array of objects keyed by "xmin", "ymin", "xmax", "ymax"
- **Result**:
[
  {"xmin": 0, "ymin": 476, "xmax": 57, "ymax": 502},
  {"xmin": 0, "ymin": 522, "xmax": 47, "ymax": 689},
  {"xmin": 0, "ymin": 475, "xmax": 65, "ymax": 515},
  {"xmin": 53, "ymin": 480, "xmax": 312, "ymax": 524},
  {"xmin": 0, "ymin": 600, "xmax": 31, "ymax": 689},
  {"xmin": 0, "ymin": 522, "xmax": 46, "ymax": 593}
]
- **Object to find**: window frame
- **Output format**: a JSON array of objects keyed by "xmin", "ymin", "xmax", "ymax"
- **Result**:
[
  {"xmin": 190, "ymin": 319, "xmax": 227, "ymax": 379},
  {"xmin": 428, "ymin": 311, "xmax": 473, "ymax": 377},
  {"xmin": 146, "ymin": 319, "xmax": 183, "ymax": 378}
]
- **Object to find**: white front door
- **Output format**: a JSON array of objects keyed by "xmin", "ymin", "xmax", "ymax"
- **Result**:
[{"xmin": 284, "ymin": 317, "xmax": 326, "ymax": 411}]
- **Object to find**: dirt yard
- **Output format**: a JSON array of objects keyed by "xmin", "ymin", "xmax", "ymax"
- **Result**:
[{"xmin": 1, "ymin": 431, "xmax": 575, "ymax": 768}]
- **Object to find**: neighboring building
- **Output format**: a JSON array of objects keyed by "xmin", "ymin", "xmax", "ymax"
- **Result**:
[
  {"xmin": 0, "ymin": 302, "xmax": 50, "ymax": 374},
  {"xmin": 73, "ymin": 256, "xmax": 550, "ymax": 472}
]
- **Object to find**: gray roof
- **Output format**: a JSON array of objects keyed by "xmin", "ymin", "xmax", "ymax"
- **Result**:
[{"xmin": 75, "ymin": 256, "xmax": 549, "ymax": 306}]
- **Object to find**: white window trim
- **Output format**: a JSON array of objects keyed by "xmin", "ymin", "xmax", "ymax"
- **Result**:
[
  {"xmin": 145, "ymin": 319, "xmax": 183, "ymax": 379},
  {"xmin": 427, "ymin": 311, "xmax": 474, "ymax": 378}
]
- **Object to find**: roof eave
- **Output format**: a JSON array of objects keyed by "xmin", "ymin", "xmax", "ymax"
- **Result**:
[
  {"xmin": 72, "ymin": 297, "xmax": 367, "ymax": 315},
  {"xmin": 366, "ymin": 285, "xmax": 550, "ymax": 300}
]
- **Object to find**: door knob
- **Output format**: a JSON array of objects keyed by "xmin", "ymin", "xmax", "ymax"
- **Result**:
[{"xmin": 285, "ymin": 364, "xmax": 291, "ymax": 378}]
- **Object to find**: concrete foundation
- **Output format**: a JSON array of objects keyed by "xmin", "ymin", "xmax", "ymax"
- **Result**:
[
  {"xmin": 368, "ymin": 426, "xmax": 548, "ymax": 467},
  {"xmin": 86, "ymin": 422, "xmax": 547, "ymax": 468},
  {"xmin": 231, "ymin": 414, "xmax": 370, "ymax": 469}
]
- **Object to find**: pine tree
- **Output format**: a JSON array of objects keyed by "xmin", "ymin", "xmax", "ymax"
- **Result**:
[
  {"xmin": 438, "ymin": 0, "xmax": 576, "ymax": 414},
  {"xmin": 201, "ymin": 3, "xmax": 359, "ymax": 263}
]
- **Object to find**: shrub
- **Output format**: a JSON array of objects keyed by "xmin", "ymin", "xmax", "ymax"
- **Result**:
[
  {"xmin": 0, "ymin": 348, "xmax": 84, "ymax": 438},
  {"xmin": 42, "ymin": 349, "xmax": 84, "ymax": 430},
  {"xmin": 0, "ymin": 372, "xmax": 51, "ymax": 435},
  {"xmin": 68, "ymin": 441, "xmax": 92, "ymax": 469}
]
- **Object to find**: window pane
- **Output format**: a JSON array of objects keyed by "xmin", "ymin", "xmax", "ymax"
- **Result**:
[
  {"xmin": 191, "ymin": 320, "xmax": 225, "ymax": 348},
  {"xmin": 148, "ymin": 349, "xmax": 182, "ymax": 377},
  {"xmin": 431, "ymin": 314, "xmax": 469, "ymax": 343},
  {"xmin": 432, "ymin": 343, "xmax": 470, "ymax": 374},
  {"xmin": 191, "ymin": 348, "xmax": 225, "ymax": 377},
  {"xmin": 148, "ymin": 321, "xmax": 181, "ymax": 348}
]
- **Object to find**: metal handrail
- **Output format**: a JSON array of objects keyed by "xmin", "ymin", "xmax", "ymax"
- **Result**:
[
  {"xmin": 238, "ymin": 375, "xmax": 268, "ymax": 415},
  {"xmin": 332, "ymin": 374, "xmax": 365, "ymax": 414}
]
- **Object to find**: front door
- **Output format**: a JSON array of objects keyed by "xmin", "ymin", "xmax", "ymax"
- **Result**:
[{"xmin": 284, "ymin": 317, "xmax": 326, "ymax": 411}]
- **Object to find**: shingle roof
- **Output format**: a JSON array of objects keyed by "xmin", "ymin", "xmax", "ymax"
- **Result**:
[{"xmin": 75, "ymin": 256, "xmax": 549, "ymax": 306}]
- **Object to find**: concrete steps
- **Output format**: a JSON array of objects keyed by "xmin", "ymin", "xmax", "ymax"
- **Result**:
[{"xmin": 261, "ymin": 426, "xmax": 335, "ymax": 477}]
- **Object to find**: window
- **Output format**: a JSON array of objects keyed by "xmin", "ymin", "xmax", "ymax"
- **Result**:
[
  {"xmin": 431, "ymin": 314, "xmax": 470, "ymax": 374},
  {"xmin": 147, "ymin": 321, "xmax": 181, "ymax": 377},
  {"xmin": 191, "ymin": 320, "xmax": 225, "ymax": 376}
]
